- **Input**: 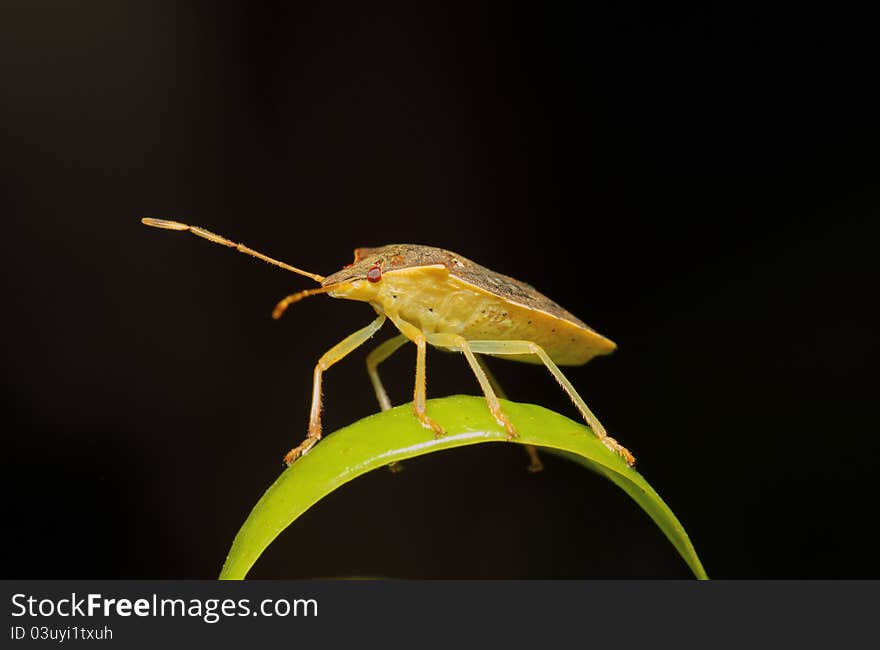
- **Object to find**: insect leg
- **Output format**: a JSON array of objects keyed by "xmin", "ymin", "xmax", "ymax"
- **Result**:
[
  {"xmin": 474, "ymin": 356, "xmax": 543, "ymax": 473},
  {"xmin": 365, "ymin": 334, "xmax": 409, "ymax": 411},
  {"xmin": 384, "ymin": 314, "xmax": 445, "ymax": 437},
  {"xmin": 467, "ymin": 340, "xmax": 635, "ymax": 466},
  {"xmin": 413, "ymin": 335, "xmax": 445, "ymax": 436},
  {"xmin": 425, "ymin": 333, "xmax": 517, "ymax": 439},
  {"xmin": 365, "ymin": 333, "xmax": 410, "ymax": 474},
  {"xmin": 283, "ymin": 314, "xmax": 387, "ymax": 465}
]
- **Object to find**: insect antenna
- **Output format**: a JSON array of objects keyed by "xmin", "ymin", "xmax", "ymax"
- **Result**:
[
  {"xmin": 141, "ymin": 218, "xmax": 326, "ymax": 283},
  {"xmin": 271, "ymin": 287, "xmax": 335, "ymax": 320}
]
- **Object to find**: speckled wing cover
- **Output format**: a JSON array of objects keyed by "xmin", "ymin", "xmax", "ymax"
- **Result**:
[{"xmin": 345, "ymin": 244, "xmax": 597, "ymax": 333}]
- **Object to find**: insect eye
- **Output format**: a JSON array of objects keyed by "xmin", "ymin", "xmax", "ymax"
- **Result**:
[{"xmin": 366, "ymin": 264, "xmax": 382, "ymax": 283}]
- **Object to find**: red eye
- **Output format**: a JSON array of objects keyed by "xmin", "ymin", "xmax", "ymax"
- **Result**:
[{"xmin": 366, "ymin": 264, "xmax": 382, "ymax": 283}]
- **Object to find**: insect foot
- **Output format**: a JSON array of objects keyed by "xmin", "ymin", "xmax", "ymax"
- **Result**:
[
  {"xmin": 525, "ymin": 445, "xmax": 544, "ymax": 473},
  {"xmin": 387, "ymin": 461, "xmax": 404, "ymax": 474},
  {"xmin": 283, "ymin": 436, "xmax": 319, "ymax": 466},
  {"xmin": 499, "ymin": 415, "xmax": 518, "ymax": 440},
  {"xmin": 600, "ymin": 436, "xmax": 636, "ymax": 467},
  {"xmin": 413, "ymin": 407, "xmax": 446, "ymax": 438}
]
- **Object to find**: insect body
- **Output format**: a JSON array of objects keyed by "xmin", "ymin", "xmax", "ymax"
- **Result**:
[{"xmin": 142, "ymin": 218, "xmax": 635, "ymax": 467}]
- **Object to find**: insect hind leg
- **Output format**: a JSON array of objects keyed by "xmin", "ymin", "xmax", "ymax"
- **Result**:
[{"xmin": 466, "ymin": 340, "xmax": 635, "ymax": 467}]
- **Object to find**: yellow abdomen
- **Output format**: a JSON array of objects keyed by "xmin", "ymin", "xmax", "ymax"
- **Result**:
[{"xmin": 377, "ymin": 268, "xmax": 616, "ymax": 366}]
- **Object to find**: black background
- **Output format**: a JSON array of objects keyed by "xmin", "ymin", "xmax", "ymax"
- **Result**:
[{"xmin": 2, "ymin": 2, "xmax": 877, "ymax": 579}]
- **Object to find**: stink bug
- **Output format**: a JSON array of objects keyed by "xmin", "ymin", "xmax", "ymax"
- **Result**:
[{"xmin": 141, "ymin": 218, "xmax": 635, "ymax": 467}]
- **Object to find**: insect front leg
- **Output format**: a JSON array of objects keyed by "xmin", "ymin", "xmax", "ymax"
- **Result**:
[
  {"xmin": 466, "ymin": 339, "xmax": 635, "ymax": 467},
  {"xmin": 283, "ymin": 314, "xmax": 387, "ymax": 466}
]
